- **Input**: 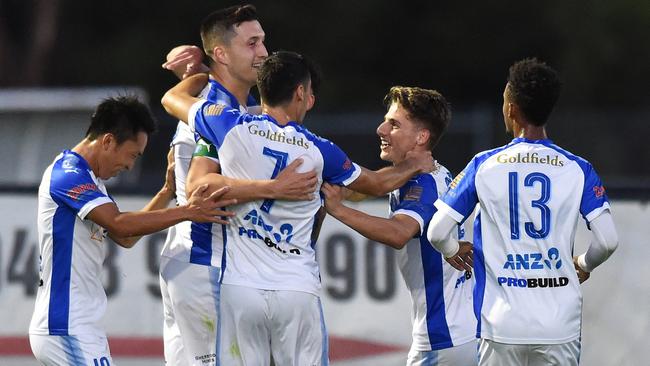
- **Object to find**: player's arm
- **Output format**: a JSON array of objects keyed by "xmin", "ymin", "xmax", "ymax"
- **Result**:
[
  {"xmin": 87, "ymin": 185, "xmax": 236, "ymax": 249},
  {"xmin": 427, "ymin": 211, "xmax": 473, "ymax": 272},
  {"xmin": 573, "ymin": 210, "xmax": 619, "ymax": 282},
  {"xmin": 110, "ymin": 149, "xmax": 177, "ymax": 247},
  {"xmin": 321, "ymin": 183, "xmax": 418, "ymax": 248},
  {"xmin": 346, "ymin": 150, "xmax": 436, "ymax": 196},
  {"xmin": 186, "ymin": 156, "xmax": 316, "ymax": 203},
  {"xmin": 162, "ymin": 45, "xmax": 209, "ymax": 80},
  {"xmin": 161, "ymin": 73, "xmax": 210, "ymax": 123}
]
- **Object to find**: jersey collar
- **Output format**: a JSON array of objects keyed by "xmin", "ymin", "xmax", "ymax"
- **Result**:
[
  {"xmin": 512, "ymin": 137, "xmax": 554, "ymax": 146},
  {"xmin": 207, "ymin": 79, "xmax": 257, "ymax": 109}
]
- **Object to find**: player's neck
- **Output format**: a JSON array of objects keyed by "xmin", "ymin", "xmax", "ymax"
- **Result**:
[
  {"xmin": 71, "ymin": 139, "xmax": 100, "ymax": 174},
  {"xmin": 262, "ymin": 105, "xmax": 300, "ymax": 126},
  {"xmin": 210, "ymin": 71, "xmax": 253, "ymax": 108},
  {"xmin": 516, "ymin": 124, "xmax": 547, "ymax": 140}
]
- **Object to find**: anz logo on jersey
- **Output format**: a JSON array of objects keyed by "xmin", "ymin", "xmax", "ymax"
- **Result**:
[
  {"xmin": 498, "ymin": 247, "xmax": 569, "ymax": 288},
  {"xmin": 238, "ymin": 209, "xmax": 301, "ymax": 255}
]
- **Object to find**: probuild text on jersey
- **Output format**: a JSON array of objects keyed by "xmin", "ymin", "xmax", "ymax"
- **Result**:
[
  {"xmin": 498, "ymin": 247, "xmax": 569, "ymax": 288},
  {"xmin": 248, "ymin": 124, "xmax": 310, "ymax": 150},
  {"xmin": 496, "ymin": 152, "xmax": 564, "ymax": 166}
]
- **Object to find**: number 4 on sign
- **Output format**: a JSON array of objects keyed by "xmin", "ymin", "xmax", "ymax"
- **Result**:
[{"xmin": 7, "ymin": 228, "xmax": 40, "ymax": 296}]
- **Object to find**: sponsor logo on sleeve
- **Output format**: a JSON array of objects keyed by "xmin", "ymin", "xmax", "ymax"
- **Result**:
[
  {"xmin": 449, "ymin": 171, "xmax": 465, "ymax": 190},
  {"xmin": 403, "ymin": 186, "xmax": 423, "ymax": 201},
  {"xmin": 67, "ymin": 183, "xmax": 99, "ymax": 200},
  {"xmin": 342, "ymin": 158, "xmax": 352, "ymax": 171},
  {"xmin": 593, "ymin": 186, "xmax": 606, "ymax": 198},
  {"xmin": 205, "ymin": 104, "xmax": 226, "ymax": 116}
]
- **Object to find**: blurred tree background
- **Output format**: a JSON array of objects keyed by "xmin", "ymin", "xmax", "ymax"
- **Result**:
[{"xmin": 1, "ymin": 0, "xmax": 648, "ymax": 194}]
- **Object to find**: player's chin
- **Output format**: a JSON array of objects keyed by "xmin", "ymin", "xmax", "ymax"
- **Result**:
[{"xmin": 379, "ymin": 151, "xmax": 393, "ymax": 162}]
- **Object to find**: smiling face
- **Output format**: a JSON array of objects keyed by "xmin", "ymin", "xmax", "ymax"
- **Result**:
[
  {"xmin": 376, "ymin": 102, "xmax": 425, "ymax": 164},
  {"xmin": 220, "ymin": 20, "xmax": 268, "ymax": 87},
  {"xmin": 98, "ymin": 132, "xmax": 147, "ymax": 179}
]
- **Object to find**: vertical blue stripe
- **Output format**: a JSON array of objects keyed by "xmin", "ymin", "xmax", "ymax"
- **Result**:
[
  {"xmin": 318, "ymin": 298, "xmax": 329, "ymax": 365},
  {"xmin": 48, "ymin": 206, "xmax": 75, "ymax": 335},
  {"xmin": 211, "ymin": 267, "xmax": 222, "ymax": 366},
  {"xmin": 219, "ymin": 224, "xmax": 228, "ymax": 282},
  {"xmin": 473, "ymin": 213, "xmax": 486, "ymax": 338},
  {"xmin": 419, "ymin": 237, "xmax": 453, "ymax": 350},
  {"xmin": 189, "ymin": 222, "xmax": 213, "ymax": 266},
  {"xmin": 62, "ymin": 335, "xmax": 86, "ymax": 365}
]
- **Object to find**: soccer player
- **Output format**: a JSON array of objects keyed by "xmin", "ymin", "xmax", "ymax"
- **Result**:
[
  {"xmin": 162, "ymin": 51, "xmax": 436, "ymax": 365},
  {"xmin": 427, "ymin": 58, "xmax": 619, "ymax": 366},
  {"xmin": 321, "ymin": 86, "xmax": 477, "ymax": 366},
  {"xmin": 28, "ymin": 96, "xmax": 235, "ymax": 365},
  {"xmin": 158, "ymin": 5, "xmax": 316, "ymax": 366}
]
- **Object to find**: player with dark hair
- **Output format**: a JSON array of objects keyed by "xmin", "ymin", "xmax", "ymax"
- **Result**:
[
  {"xmin": 159, "ymin": 5, "xmax": 316, "ymax": 366},
  {"xmin": 28, "ymin": 96, "xmax": 235, "ymax": 365},
  {"xmin": 162, "ymin": 51, "xmax": 436, "ymax": 365},
  {"xmin": 427, "ymin": 58, "xmax": 619, "ymax": 365},
  {"xmin": 322, "ymin": 86, "xmax": 477, "ymax": 366}
]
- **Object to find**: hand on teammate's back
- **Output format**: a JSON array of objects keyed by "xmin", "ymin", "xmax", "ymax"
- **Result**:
[
  {"xmin": 186, "ymin": 185, "xmax": 237, "ymax": 224},
  {"xmin": 405, "ymin": 149, "xmax": 438, "ymax": 174},
  {"xmin": 573, "ymin": 256, "xmax": 591, "ymax": 283},
  {"xmin": 320, "ymin": 182, "xmax": 345, "ymax": 215},
  {"xmin": 272, "ymin": 158, "xmax": 318, "ymax": 200},
  {"xmin": 445, "ymin": 241, "xmax": 474, "ymax": 272}
]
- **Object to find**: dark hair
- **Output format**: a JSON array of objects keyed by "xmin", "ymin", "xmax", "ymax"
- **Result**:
[
  {"xmin": 85, "ymin": 96, "xmax": 157, "ymax": 144},
  {"xmin": 257, "ymin": 51, "xmax": 322, "ymax": 107},
  {"xmin": 383, "ymin": 86, "xmax": 451, "ymax": 150},
  {"xmin": 506, "ymin": 58, "xmax": 562, "ymax": 126},
  {"xmin": 200, "ymin": 4, "xmax": 258, "ymax": 57}
]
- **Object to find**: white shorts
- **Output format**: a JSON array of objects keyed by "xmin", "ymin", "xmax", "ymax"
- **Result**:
[
  {"xmin": 30, "ymin": 333, "xmax": 113, "ymax": 365},
  {"xmin": 407, "ymin": 339, "xmax": 478, "ymax": 366},
  {"xmin": 478, "ymin": 338, "xmax": 580, "ymax": 366},
  {"xmin": 160, "ymin": 256, "xmax": 221, "ymax": 366},
  {"xmin": 219, "ymin": 284, "xmax": 328, "ymax": 366}
]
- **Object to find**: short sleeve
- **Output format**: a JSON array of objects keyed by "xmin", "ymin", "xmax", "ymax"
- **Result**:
[
  {"xmin": 579, "ymin": 163, "xmax": 610, "ymax": 222},
  {"xmin": 189, "ymin": 100, "xmax": 242, "ymax": 150},
  {"xmin": 49, "ymin": 155, "xmax": 113, "ymax": 220},
  {"xmin": 436, "ymin": 158, "xmax": 480, "ymax": 223},
  {"xmin": 390, "ymin": 174, "xmax": 438, "ymax": 235},
  {"xmin": 317, "ymin": 139, "xmax": 361, "ymax": 186}
]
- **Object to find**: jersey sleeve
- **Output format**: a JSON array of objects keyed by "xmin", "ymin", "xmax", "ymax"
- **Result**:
[
  {"xmin": 188, "ymin": 100, "xmax": 241, "ymax": 150},
  {"xmin": 49, "ymin": 157, "xmax": 113, "ymax": 220},
  {"xmin": 579, "ymin": 162, "xmax": 610, "ymax": 222},
  {"xmin": 193, "ymin": 137, "xmax": 220, "ymax": 164},
  {"xmin": 435, "ymin": 158, "xmax": 479, "ymax": 223},
  {"xmin": 317, "ymin": 139, "xmax": 361, "ymax": 186},
  {"xmin": 390, "ymin": 174, "xmax": 437, "ymax": 235}
]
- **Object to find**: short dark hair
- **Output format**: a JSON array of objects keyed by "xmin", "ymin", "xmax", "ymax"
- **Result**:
[
  {"xmin": 200, "ymin": 4, "xmax": 258, "ymax": 57},
  {"xmin": 383, "ymin": 86, "xmax": 451, "ymax": 150},
  {"xmin": 506, "ymin": 58, "xmax": 562, "ymax": 126},
  {"xmin": 257, "ymin": 51, "xmax": 322, "ymax": 107},
  {"xmin": 85, "ymin": 96, "xmax": 157, "ymax": 144}
]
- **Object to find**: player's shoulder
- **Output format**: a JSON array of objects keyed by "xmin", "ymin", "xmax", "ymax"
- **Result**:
[{"xmin": 542, "ymin": 141, "xmax": 594, "ymax": 169}]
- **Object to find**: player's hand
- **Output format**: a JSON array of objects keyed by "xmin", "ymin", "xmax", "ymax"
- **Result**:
[
  {"xmin": 445, "ymin": 241, "xmax": 473, "ymax": 272},
  {"xmin": 573, "ymin": 256, "xmax": 591, "ymax": 283},
  {"xmin": 321, "ymin": 182, "xmax": 345, "ymax": 215},
  {"xmin": 186, "ymin": 185, "xmax": 237, "ymax": 224},
  {"xmin": 405, "ymin": 150, "xmax": 438, "ymax": 174},
  {"xmin": 162, "ymin": 45, "xmax": 210, "ymax": 79},
  {"xmin": 272, "ymin": 158, "xmax": 318, "ymax": 200},
  {"xmin": 162, "ymin": 147, "xmax": 176, "ymax": 196}
]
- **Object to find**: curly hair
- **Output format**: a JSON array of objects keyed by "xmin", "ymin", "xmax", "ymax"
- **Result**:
[
  {"xmin": 383, "ymin": 86, "xmax": 451, "ymax": 150},
  {"xmin": 507, "ymin": 58, "xmax": 562, "ymax": 126}
]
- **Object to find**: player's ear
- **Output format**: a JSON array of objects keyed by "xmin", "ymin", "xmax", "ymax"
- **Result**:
[
  {"xmin": 213, "ymin": 46, "xmax": 227, "ymax": 65},
  {"xmin": 295, "ymin": 84, "xmax": 305, "ymax": 102},
  {"xmin": 100, "ymin": 133, "xmax": 116, "ymax": 151},
  {"xmin": 417, "ymin": 130, "xmax": 430, "ymax": 146}
]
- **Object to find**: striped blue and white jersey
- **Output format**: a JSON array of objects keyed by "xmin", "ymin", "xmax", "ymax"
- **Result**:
[
  {"xmin": 30, "ymin": 150, "xmax": 114, "ymax": 336},
  {"xmin": 435, "ymin": 138, "xmax": 610, "ymax": 344},
  {"xmin": 188, "ymin": 101, "xmax": 361, "ymax": 295},
  {"xmin": 160, "ymin": 79, "xmax": 257, "ymax": 267},
  {"xmin": 392, "ymin": 165, "xmax": 475, "ymax": 351}
]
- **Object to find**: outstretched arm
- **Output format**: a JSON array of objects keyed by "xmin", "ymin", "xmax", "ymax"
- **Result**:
[
  {"xmin": 347, "ymin": 150, "xmax": 436, "ymax": 196},
  {"xmin": 321, "ymin": 183, "xmax": 419, "ymax": 249}
]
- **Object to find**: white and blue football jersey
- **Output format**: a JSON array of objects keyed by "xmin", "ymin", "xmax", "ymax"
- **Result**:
[
  {"xmin": 160, "ymin": 79, "xmax": 257, "ymax": 268},
  {"xmin": 188, "ymin": 101, "xmax": 361, "ymax": 295},
  {"xmin": 392, "ymin": 165, "xmax": 476, "ymax": 351},
  {"xmin": 435, "ymin": 138, "xmax": 610, "ymax": 344},
  {"xmin": 30, "ymin": 150, "xmax": 115, "ymax": 336}
]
